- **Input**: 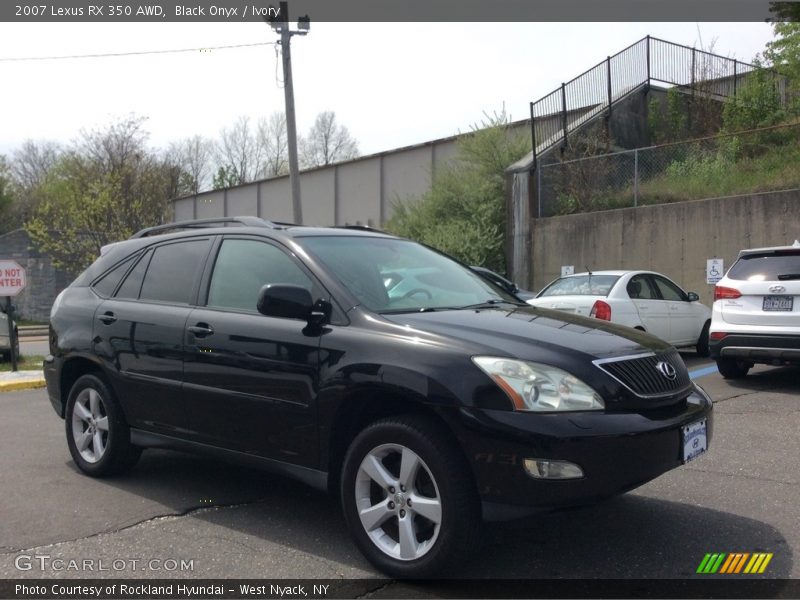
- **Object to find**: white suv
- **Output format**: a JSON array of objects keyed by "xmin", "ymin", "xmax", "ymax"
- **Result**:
[{"xmin": 710, "ymin": 240, "xmax": 800, "ymax": 378}]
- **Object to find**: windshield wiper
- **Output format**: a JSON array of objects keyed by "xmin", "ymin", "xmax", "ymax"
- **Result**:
[
  {"xmin": 455, "ymin": 298, "xmax": 527, "ymax": 310},
  {"xmin": 379, "ymin": 307, "xmax": 442, "ymax": 314},
  {"xmin": 777, "ymin": 273, "xmax": 800, "ymax": 281}
]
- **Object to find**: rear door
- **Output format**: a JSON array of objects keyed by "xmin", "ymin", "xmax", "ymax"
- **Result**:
[
  {"xmin": 93, "ymin": 237, "xmax": 213, "ymax": 435},
  {"xmin": 626, "ymin": 274, "xmax": 670, "ymax": 340},
  {"xmin": 650, "ymin": 274, "xmax": 697, "ymax": 345},
  {"xmin": 182, "ymin": 236, "xmax": 324, "ymax": 467}
]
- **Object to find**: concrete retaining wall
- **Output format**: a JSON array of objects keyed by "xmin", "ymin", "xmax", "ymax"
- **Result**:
[{"xmin": 531, "ymin": 189, "xmax": 800, "ymax": 306}]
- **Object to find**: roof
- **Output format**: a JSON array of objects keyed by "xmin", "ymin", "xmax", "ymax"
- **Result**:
[{"xmin": 738, "ymin": 240, "xmax": 800, "ymax": 257}]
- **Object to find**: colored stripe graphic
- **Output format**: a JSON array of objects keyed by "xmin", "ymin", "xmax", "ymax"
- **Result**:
[
  {"xmin": 697, "ymin": 553, "xmax": 727, "ymax": 573},
  {"xmin": 697, "ymin": 552, "xmax": 773, "ymax": 574}
]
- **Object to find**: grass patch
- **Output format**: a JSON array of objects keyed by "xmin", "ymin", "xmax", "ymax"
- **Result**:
[
  {"xmin": 552, "ymin": 124, "xmax": 800, "ymax": 214},
  {"xmin": 0, "ymin": 355, "xmax": 45, "ymax": 372},
  {"xmin": 635, "ymin": 138, "xmax": 800, "ymax": 205},
  {"xmin": 15, "ymin": 319, "xmax": 48, "ymax": 327}
]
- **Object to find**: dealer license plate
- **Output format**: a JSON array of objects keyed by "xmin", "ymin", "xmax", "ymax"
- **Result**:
[
  {"xmin": 682, "ymin": 419, "xmax": 707, "ymax": 463},
  {"xmin": 763, "ymin": 295, "xmax": 793, "ymax": 311}
]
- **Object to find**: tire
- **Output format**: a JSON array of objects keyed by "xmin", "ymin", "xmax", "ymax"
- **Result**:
[
  {"xmin": 716, "ymin": 357, "xmax": 751, "ymax": 379},
  {"xmin": 340, "ymin": 415, "xmax": 481, "ymax": 578},
  {"xmin": 65, "ymin": 374, "xmax": 141, "ymax": 477},
  {"xmin": 696, "ymin": 321, "xmax": 711, "ymax": 357}
]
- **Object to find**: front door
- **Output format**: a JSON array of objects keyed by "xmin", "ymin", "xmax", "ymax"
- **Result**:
[{"xmin": 182, "ymin": 237, "xmax": 324, "ymax": 468}]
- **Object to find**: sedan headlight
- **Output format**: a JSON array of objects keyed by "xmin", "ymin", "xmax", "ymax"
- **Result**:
[{"xmin": 472, "ymin": 356, "xmax": 604, "ymax": 412}]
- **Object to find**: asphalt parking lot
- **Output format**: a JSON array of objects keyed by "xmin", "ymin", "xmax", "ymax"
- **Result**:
[{"xmin": 0, "ymin": 354, "xmax": 798, "ymax": 593}]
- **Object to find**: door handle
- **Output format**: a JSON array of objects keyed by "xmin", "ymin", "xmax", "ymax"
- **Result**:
[
  {"xmin": 97, "ymin": 312, "xmax": 116, "ymax": 324},
  {"xmin": 187, "ymin": 323, "xmax": 214, "ymax": 338}
]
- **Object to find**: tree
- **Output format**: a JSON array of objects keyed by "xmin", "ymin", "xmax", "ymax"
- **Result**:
[
  {"xmin": 300, "ymin": 111, "xmax": 359, "ymax": 168},
  {"xmin": 25, "ymin": 116, "xmax": 177, "ymax": 275},
  {"xmin": 212, "ymin": 165, "xmax": 240, "ymax": 190},
  {"xmin": 0, "ymin": 156, "xmax": 15, "ymax": 234},
  {"xmin": 7, "ymin": 139, "xmax": 62, "ymax": 225},
  {"xmin": 764, "ymin": 22, "xmax": 800, "ymax": 112},
  {"xmin": 214, "ymin": 116, "xmax": 263, "ymax": 185},
  {"xmin": 166, "ymin": 135, "xmax": 213, "ymax": 195},
  {"xmin": 257, "ymin": 112, "xmax": 289, "ymax": 178},
  {"xmin": 386, "ymin": 110, "xmax": 530, "ymax": 273}
]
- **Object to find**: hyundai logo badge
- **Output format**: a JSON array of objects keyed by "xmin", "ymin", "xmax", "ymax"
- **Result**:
[
  {"xmin": 769, "ymin": 285, "xmax": 786, "ymax": 294},
  {"xmin": 656, "ymin": 361, "xmax": 677, "ymax": 380}
]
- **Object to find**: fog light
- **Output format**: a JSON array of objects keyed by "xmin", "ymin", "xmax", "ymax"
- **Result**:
[{"xmin": 523, "ymin": 459, "xmax": 584, "ymax": 480}]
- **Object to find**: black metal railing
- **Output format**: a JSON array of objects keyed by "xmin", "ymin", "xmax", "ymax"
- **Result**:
[{"xmin": 530, "ymin": 36, "xmax": 781, "ymax": 167}]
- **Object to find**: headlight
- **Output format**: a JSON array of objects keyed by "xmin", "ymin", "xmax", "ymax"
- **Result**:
[{"xmin": 472, "ymin": 356, "xmax": 604, "ymax": 412}]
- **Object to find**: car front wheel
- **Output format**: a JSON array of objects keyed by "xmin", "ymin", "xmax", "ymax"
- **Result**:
[
  {"xmin": 340, "ymin": 415, "xmax": 480, "ymax": 578},
  {"xmin": 716, "ymin": 357, "xmax": 751, "ymax": 379},
  {"xmin": 65, "ymin": 374, "xmax": 141, "ymax": 477},
  {"xmin": 696, "ymin": 321, "xmax": 711, "ymax": 357}
]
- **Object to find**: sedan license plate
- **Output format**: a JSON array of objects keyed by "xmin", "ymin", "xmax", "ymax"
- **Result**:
[
  {"xmin": 682, "ymin": 419, "xmax": 707, "ymax": 463},
  {"xmin": 763, "ymin": 295, "xmax": 793, "ymax": 311}
]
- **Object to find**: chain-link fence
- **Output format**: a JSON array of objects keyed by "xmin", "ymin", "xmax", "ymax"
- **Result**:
[{"xmin": 536, "ymin": 122, "xmax": 800, "ymax": 217}]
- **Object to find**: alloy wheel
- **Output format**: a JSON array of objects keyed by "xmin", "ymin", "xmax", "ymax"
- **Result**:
[
  {"xmin": 354, "ymin": 443, "xmax": 442, "ymax": 561},
  {"xmin": 70, "ymin": 388, "xmax": 109, "ymax": 463}
]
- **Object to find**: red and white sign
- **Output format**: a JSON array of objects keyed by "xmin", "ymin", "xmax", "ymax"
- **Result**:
[{"xmin": 0, "ymin": 260, "xmax": 27, "ymax": 296}]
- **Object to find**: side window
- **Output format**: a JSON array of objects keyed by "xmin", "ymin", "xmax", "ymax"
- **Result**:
[
  {"xmin": 116, "ymin": 252, "xmax": 151, "ymax": 300},
  {"xmin": 652, "ymin": 276, "xmax": 687, "ymax": 302},
  {"xmin": 92, "ymin": 254, "xmax": 137, "ymax": 298},
  {"xmin": 207, "ymin": 239, "xmax": 313, "ymax": 312},
  {"xmin": 139, "ymin": 240, "xmax": 211, "ymax": 304},
  {"xmin": 627, "ymin": 275, "xmax": 658, "ymax": 300}
]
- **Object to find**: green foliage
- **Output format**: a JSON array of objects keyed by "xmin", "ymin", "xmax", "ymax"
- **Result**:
[
  {"xmin": 24, "ymin": 116, "xmax": 178, "ymax": 275},
  {"xmin": 386, "ymin": 111, "xmax": 530, "ymax": 273},
  {"xmin": 666, "ymin": 88, "xmax": 687, "ymax": 139},
  {"xmin": 212, "ymin": 165, "xmax": 240, "ymax": 190},
  {"xmin": 722, "ymin": 66, "xmax": 785, "ymax": 131}
]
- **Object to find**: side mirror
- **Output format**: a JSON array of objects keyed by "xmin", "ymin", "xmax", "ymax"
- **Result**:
[
  {"xmin": 257, "ymin": 284, "xmax": 313, "ymax": 320},
  {"xmin": 687, "ymin": 292, "xmax": 700, "ymax": 302}
]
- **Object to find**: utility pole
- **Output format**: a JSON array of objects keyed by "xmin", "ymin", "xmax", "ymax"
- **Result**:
[{"xmin": 267, "ymin": 2, "xmax": 309, "ymax": 225}]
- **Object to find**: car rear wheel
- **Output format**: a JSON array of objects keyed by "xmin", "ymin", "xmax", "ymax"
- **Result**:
[
  {"xmin": 340, "ymin": 415, "xmax": 480, "ymax": 578},
  {"xmin": 716, "ymin": 357, "xmax": 751, "ymax": 379},
  {"xmin": 696, "ymin": 321, "xmax": 711, "ymax": 357},
  {"xmin": 65, "ymin": 374, "xmax": 141, "ymax": 477}
]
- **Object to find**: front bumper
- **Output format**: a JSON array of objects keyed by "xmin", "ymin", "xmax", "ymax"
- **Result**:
[
  {"xmin": 709, "ymin": 333, "xmax": 800, "ymax": 363},
  {"xmin": 453, "ymin": 386, "xmax": 713, "ymax": 517}
]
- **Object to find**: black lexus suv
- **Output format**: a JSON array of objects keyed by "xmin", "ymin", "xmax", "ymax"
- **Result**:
[{"xmin": 45, "ymin": 217, "xmax": 713, "ymax": 577}]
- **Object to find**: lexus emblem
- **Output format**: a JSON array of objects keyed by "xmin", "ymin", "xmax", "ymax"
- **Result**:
[
  {"xmin": 769, "ymin": 285, "xmax": 786, "ymax": 294},
  {"xmin": 656, "ymin": 361, "xmax": 677, "ymax": 380}
]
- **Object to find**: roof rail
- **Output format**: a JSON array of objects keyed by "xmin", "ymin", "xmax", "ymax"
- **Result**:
[
  {"xmin": 337, "ymin": 224, "xmax": 388, "ymax": 233},
  {"xmin": 131, "ymin": 217, "xmax": 278, "ymax": 239}
]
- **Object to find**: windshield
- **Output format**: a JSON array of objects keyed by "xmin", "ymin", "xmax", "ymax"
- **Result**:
[
  {"xmin": 298, "ymin": 236, "xmax": 521, "ymax": 313},
  {"xmin": 538, "ymin": 275, "xmax": 620, "ymax": 297}
]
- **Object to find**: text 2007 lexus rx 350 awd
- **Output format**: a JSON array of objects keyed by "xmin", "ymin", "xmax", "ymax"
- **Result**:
[{"xmin": 45, "ymin": 217, "xmax": 712, "ymax": 577}]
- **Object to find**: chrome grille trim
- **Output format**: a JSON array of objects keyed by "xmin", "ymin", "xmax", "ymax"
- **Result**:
[{"xmin": 593, "ymin": 350, "xmax": 693, "ymax": 399}]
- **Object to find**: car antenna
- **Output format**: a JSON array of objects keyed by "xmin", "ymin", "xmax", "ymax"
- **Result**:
[{"xmin": 585, "ymin": 266, "xmax": 592, "ymax": 286}]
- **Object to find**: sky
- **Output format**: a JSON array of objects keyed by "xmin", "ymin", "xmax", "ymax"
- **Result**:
[{"xmin": 0, "ymin": 21, "xmax": 777, "ymax": 159}]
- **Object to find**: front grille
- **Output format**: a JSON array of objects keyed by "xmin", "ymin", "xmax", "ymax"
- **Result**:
[{"xmin": 594, "ymin": 350, "xmax": 692, "ymax": 399}]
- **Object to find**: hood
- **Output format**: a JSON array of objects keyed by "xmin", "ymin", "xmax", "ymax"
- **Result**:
[{"xmin": 381, "ymin": 304, "xmax": 670, "ymax": 365}]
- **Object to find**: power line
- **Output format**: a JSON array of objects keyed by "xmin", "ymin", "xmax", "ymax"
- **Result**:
[{"xmin": 0, "ymin": 41, "xmax": 276, "ymax": 63}]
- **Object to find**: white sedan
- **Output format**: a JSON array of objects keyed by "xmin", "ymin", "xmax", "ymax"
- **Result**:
[{"xmin": 527, "ymin": 270, "xmax": 712, "ymax": 355}]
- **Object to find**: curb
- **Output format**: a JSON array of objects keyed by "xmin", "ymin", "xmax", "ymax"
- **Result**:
[{"xmin": 0, "ymin": 371, "xmax": 46, "ymax": 393}]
